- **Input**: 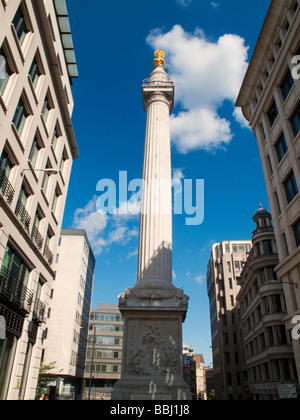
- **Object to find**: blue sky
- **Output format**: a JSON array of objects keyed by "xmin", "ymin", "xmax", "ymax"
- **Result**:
[{"xmin": 62, "ymin": 0, "xmax": 271, "ymax": 366}]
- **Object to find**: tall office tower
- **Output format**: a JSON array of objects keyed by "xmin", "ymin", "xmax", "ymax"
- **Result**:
[
  {"xmin": 85, "ymin": 303, "xmax": 124, "ymax": 400},
  {"xmin": 0, "ymin": 0, "xmax": 78, "ymax": 399},
  {"xmin": 236, "ymin": 206, "xmax": 299, "ymax": 400},
  {"xmin": 112, "ymin": 50, "xmax": 190, "ymax": 400},
  {"xmin": 236, "ymin": 0, "xmax": 300, "ymax": 383},
  {"xmin": 42, "ymin": 229, "xmax": 95, "ymax": 400},
  {"xmin": 206, "ymin": 240, "xmax": 252, "ymax": 400}
]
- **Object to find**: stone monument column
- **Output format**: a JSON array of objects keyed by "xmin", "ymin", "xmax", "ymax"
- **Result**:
[{"xmin": 111, "ymin": 50, "xmax": 191, "ymax": 401}]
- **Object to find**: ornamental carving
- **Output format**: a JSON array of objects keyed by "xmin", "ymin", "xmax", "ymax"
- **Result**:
[
  {"xmin": 125, "ymin": 326, "xmax": 178, "ymax": 376},
  {"xmin": 118, "ymin": 287, "xmax": 189, "ymax": 307}
]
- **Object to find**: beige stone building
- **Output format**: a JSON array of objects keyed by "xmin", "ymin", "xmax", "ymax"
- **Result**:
[
  {"xmin": 85, "ymin": 303, "xmax": 124, "ymax": 400},
  {"xmin": 206, "ymin": 240, "xmax": 252, "ymax": 400},
  {"xmin": 237, "ymin": 206, "xmax": 299, "ymax": 400},
  {"xmin": 42, "ymin": 229, "xmax": 95, "ymax": 400},
  {"xmin": 236, "ymin": 0, "xmax": 300, "ymax": 384},
  {"xmin": 193, "ymin": 354, "xmax": 206, "ymax": 399},
  {"xmin": 0, "ymin": 0, "xmax": 78, "ymax": 399}
]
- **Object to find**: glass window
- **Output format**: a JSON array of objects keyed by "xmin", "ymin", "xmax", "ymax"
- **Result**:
[
  {"xmin": 256, "ymin": 243, "xmax": 261, "ymax": 257},
  {"xmin": 1, "ymin": 243, "xmax": 30, "ymax": 286},
  {"xmin": 29, "ymin": 55, "xmax": 42, "ymax": 89},
  {"xmin": 28, "ymin": 135, "xmax": 43, "ymax": 168},
  {"xmin": 51, "ymin": 125, "xmax": 60, "ymax": 151},
  {"xmin": 51, "ymin": 185, "xmax": 61, "ymax": 214},
  {"xmin": 13, "ymin": 96, "xmax": 29, "ymax": 136},
  {"xmin": 281, "ymin": 69, "xmax": 294, "ymax": 100},
  {"xmin": 293, "ymin": 219, "xmax": 300, "ymax": 247},
  {"xmin": 268, "ymin": 100, "xmax": 279, "ymax": 127},
  {"xmin": 263, "ymin": 240, "xmax": 273, "ymax": 255},
  {"xmin": 275, "ymin": 133, "xmax": 288, "ymax": 162},
  {"xmin": 41, "ymin": 95, "xmax": 52, "ymax": 122},
  {"xmin": 0, "ymin": 149, "xmax": 13, "ymax": 179},
  {"xmin": 291, "ymin": 104, "xmax": 300, "ymax": 137},
  {"xmin": 12, "ymin": 6, "xmax": 29, "ymax": 46},
  {"xmin": 0, "ymin": 45, "xmax": 13, "ymax": 96},
  {"xmin": 284, "ymin": 171, "xmax": 298, "ymax": 203}
]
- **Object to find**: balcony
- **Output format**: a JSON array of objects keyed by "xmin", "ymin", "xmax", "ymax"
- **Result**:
[
  {"xmin": 32, "ymin": 298, "xmax": 45, "ymax": 324},
  {"xmin": 15, "ymin": 200, "xmax": 31, "ymax": 232},
  {"xmin": 31, "ymin": 226, "xmax": 44, "ymax": 250},
  {"xmin": 43, "ymin": 244, "xmax": 53, "ymax": 266},
  {"xmin": 0, "ymin": 267, "xmax": 33, "ymax": 313},
  {"xmin": 0, "ymin": 169, "xmax": 15, "ymax": 205}
]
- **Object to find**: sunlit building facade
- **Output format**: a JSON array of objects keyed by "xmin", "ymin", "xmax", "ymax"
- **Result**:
[
  {"xmin": 207, "ymin": 240, "xmax": 252, "ymax": 400},
  {"xmin": 0, "ymin": 0, "xmax": 78, "ymax": 399},
  {"xmin": 236, "ymin": 0, "xmax": 300, "ymax": 384},
  {"xmin": 84, "ymin": 304, "xmax": 124, "ymax": 400}
]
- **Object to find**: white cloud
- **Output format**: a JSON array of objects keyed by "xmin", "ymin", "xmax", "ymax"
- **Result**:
[
  {"xmin": 171, "ymin": 108, "xmax": 232, "ymax": 154},
  {"xmin": 146, "ymin": 25, "xmax": 249, "ymax": 153},
  {"xmin": 172, "ymin": 167, "xmax": 185, "ymax": 191},
  {"xmin": 126, "ymin": 248, "xmax": 138, "ymax": 260},
  {"xmin": 73, "ymin": 196, "xmax": 139, "ymax": 255},
  {"xmin": 176, "ymin": 0, "xmax": 193, "ymax": 7},
  {"xmin": 210, "ymin": 1, "xmax": 220, "ymax": 10},
  {"xmin": 233, "ymin": 107, "xmax": 250, "ymax": 129},
  {"xmin": 195, "ymin": 275, "xmax": 205, "ymax": 284},
  {"xmin": 73, "ymin": 196, "xmax": 108, "ymax": 255}
]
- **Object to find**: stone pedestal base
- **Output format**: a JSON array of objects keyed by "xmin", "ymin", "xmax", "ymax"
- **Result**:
[{"xmin": 111, "ymin": 282, "xmax": 191, "ymax": 401}]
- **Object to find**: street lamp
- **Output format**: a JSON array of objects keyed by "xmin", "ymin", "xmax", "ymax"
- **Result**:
[
  {"xmin": 88, "ymin": 325, "xmax": 96, "ymax": 401},
  {"xmin": 21, "ymin": 167, "xmax": 58, "ymax": 177}
]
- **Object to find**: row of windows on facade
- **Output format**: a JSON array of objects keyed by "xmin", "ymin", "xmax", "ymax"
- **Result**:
[
  {"xmin": 0, "ymin": 7, "xmax": 70, "ymax": 260},
  {"xmin": 215, "ymin": 243, "xmax": 251, "ymax": 259},
  {"xmin": 254, "ymin": 239, "xmax": 277, "ymax": 257},
  {"xmin": 248, "ymin": 358, "xmax": 298, "ymax": 385},
  {"xmin": 244, "ymin": 324, "xmax": 292, "ymax": 361},
  {"xmin": 88, "ymin": 336, "xmax": 123, "ymax": 346},
  {"xmin": 242, "ymin": 293, "xmax": 287, "ymax": 332},
  {"xmin": 85, "ymin": 363, "xmax": 121, "ymax": 374},
  {"xmin": 88, "ymin": 323, "xmax": 123, "ymax": 332},
  {"xmin": 239, "ymin": 266, "xmax": 278, "ymax": 310},
  {"xmin": 263, "ymin": 70, "xmax": 300, "ymax": 250},
  {"xmin": 0, "ymin": 146, "xmax": 60, "ymax": 265},
  {"xmin": 250, "ymin": 0, "xmax": 299, "ymax": 110},
  {"xmin": 226, "ymin": 358, "xmax": 298, "ymax": 393},
  {"xmin": 0, "ymin": 4, "xmax": 69, "ymax": 105},
  {"xmin": 86, "ymin": 349, "xmax": 122, "ymax": 360},
  {"xmin": 90, "ymin": 313, "xmax": 123, "ymax": 322},
  {"xmin": 0, "ymin": 10, "xmax": 70, "ymax": 172}
]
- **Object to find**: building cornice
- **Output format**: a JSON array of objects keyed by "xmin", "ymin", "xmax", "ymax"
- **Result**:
[{"xmin": 235, "ymin": 0, "xmax": 287, "ymax": 119}]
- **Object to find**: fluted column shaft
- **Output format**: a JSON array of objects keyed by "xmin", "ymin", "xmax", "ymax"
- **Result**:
[{"xmin": 137, "ymin": 72, "xmax": 174, "ymax": 285}]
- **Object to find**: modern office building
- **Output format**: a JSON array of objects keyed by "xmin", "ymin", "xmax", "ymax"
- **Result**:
[
  {"xmin": 0, "ymin": 0, "xmax": 78, "ymax": 399},
  {"xmin": 236, "ymin": 0, "xmax": 300, "ymax": 383},
  {"xmin": 41, "ymin": 229, "xmax": 95, "ymax": 400},
  {"xmin": 237, "ymin": 206, "xmax": 299, "ymax": 400},
  {"xmin": 206, "ymin": 240, "xmax": 252, "ymax": 400},
  {"xmin": 84, "ymin": 303, "xmax": 124, "ymax": 400}
]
